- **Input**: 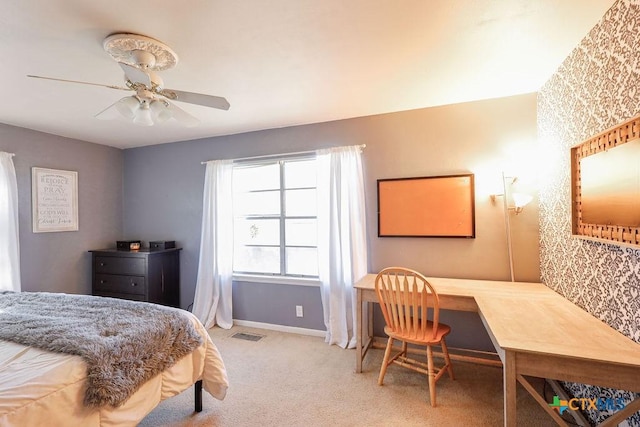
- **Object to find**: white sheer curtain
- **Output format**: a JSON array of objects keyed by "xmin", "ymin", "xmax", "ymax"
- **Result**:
[
  {"xmin": 0, "ymin": 152, "xmax": 20, "ymax": 292},
  {"xmin": 316, "ymin": 145, "xmax": 368, "ymax": 349},
  {"xmin": 192, "ymin": 160, "xmax": 234, "ymax": 329}
]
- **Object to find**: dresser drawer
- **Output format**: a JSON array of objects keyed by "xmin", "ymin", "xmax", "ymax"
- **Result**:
[
  {"xmin": 94, "ymin": 274, "xmax": 146, "ymax": 296},
  {"xmin": 94, "ymin": 256, "xmax": 145, "ymax": 275},
  {"xmin": 94, "ymin": 291, "xmax": 146, "ymax": 302}
]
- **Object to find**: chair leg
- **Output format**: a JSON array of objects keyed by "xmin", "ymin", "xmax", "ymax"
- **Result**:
[
  {"xmin": 440, "ymin": 338, "xmax": 454, "ymax": 380},
  {"xmin": 401, "ymin": 341, "xmax": 408, "ymax": 357},
  {"xmin": 378, "ymin": 337, "xmax": 394, "ymax": 385},
  {"xmin": 426, "ymin": 345, "xmax": 436, "ymax": 407}
]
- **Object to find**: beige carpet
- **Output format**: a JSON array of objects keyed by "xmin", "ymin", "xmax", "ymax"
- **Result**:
[{"xmin": 139, "ymin": 325, "xmax": 561, "ymax": 426}]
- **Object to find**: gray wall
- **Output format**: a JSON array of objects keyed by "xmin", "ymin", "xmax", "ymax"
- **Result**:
[
  {"xmin": 123, "ymin": 92, "xmax": 539, "ymax": 351},
  {"xmin": 0, "ymin": 124, "xmax": 123, "ymax": 294}
]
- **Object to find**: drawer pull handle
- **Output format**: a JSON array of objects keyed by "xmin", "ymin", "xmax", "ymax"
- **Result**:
[
  {"xmin": 100, "ymin": 280, "xmax": 106, "ymax": 284},
  {"xmin": 131, "ymin": 283, "xmax": 137, "ymax": 287},
  {"xmin": 100, "ymin": 262, "xmax": 106, "ymax": 266}
]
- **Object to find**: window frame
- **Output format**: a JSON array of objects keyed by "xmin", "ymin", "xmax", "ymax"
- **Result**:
[{"xmin": 232, "ymin": 154, "xmax": 319, "ymax": 280}]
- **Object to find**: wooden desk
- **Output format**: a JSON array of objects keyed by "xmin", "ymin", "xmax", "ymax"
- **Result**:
[{"xmin": 354, "ymin": 274, "xmax": 640, "ymax": 426}]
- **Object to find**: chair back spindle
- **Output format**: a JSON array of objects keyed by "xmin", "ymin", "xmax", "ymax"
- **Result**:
[{"xmin": 375, "ymin": 268, "xmax": 441, "ymax": 340}]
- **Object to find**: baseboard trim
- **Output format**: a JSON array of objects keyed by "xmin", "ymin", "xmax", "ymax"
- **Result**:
[
  {"xmin": 229, "ymin": 321, "xmax": 500, "ymax": 367},
  {"xmin": 233, "ymin": 319, "xmax": 327, "ymax": 338}
]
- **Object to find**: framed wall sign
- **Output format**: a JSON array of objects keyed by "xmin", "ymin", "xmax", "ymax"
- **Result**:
[
  {"xmin": 377, "ymin": 173, "xmax": 475, "ymax": 238},
  {"xmin": 32, "ymin": 167, "xmax": 79, "ymax": 233}
]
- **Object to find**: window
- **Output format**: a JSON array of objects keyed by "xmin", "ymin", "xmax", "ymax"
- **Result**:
[{"xmin": 232, "ymin": 157, "xmax": 318, "ymax": 278}]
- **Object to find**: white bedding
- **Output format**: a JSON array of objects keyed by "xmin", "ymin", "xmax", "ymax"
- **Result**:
[{"xmin": 0, "ymin": 310, "xmax": 228, "ymax": 427}]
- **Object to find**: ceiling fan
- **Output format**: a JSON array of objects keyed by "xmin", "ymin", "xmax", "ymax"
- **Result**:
[{"xmin": 28, "ymin": 33, "xmax": 230, "ymax": 127}]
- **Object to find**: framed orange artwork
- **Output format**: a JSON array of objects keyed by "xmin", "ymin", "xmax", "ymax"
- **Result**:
[{"xmin": 377, "ymin": 174, "xmax": 475, "ymax": 238}]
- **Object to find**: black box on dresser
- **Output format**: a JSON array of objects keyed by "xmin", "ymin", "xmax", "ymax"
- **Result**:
[
  {"xmin": 116, "ymin": 240, "xmax": 141, "ymax": 251},
  {"xmin": 149, "ymin": 240, "xmax": 176, "ymax": 250}
]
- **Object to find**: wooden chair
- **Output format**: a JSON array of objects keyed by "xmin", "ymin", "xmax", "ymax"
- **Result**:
[{"xmin": 375, "ymin": 267, "xmax": 454, "ymax": 407}]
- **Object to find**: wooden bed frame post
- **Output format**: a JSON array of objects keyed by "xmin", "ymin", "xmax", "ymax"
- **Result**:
[{"xmin": 194, "ymin": 380, "xmax": 203, "ymax": 412}]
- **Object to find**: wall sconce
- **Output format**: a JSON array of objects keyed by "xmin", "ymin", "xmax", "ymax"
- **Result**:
[
  {"xmin": 511, "ymin": 192, "xmax": 533, "ymax": 214},
  {"xmin": 490, "ymin": 178, "xmax": 533, "ymax": 214},
  {"xmin": 490, "ymin": 173, "xmax": 532, "ymax": 282}
]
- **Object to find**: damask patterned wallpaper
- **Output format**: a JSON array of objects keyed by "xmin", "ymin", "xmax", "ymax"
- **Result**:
[{"xmin": 538, "ymin": 0, "xmax": 640, "ymax": 424}]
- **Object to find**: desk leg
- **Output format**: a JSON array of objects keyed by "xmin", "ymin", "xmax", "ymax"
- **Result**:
[
  {"xmin": 503, "ymin": 351, "xmax": 516, "ymax": 427},
  {"xmin": 356, "ymin": 288, "xmax": 363, "ymax": 373},
  {"xmin": 367, "ymin": 301, "xmax": 373, "ymax": 340}
]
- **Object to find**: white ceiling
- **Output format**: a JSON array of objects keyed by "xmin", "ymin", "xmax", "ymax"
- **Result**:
[{"xmin": 1, "ymin": 0, "xmax": 614, "ymax": 149}]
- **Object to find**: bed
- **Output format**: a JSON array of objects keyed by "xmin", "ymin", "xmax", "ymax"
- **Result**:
[{"xmin": 0, "ymin": 291, "xmax": 229, "ymax": 427}]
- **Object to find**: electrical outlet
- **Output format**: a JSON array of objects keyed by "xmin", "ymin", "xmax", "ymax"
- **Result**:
[{"xmin": 296, "ymin": 305, "xmax": 303, "ymax": 317}]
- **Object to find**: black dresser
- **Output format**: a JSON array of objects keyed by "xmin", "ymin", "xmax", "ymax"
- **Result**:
[{"xmin": 90, "ymin": 248, "xmax": 181, "ymax": 307}]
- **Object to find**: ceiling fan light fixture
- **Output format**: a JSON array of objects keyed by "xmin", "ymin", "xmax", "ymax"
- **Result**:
[
  {"xmin": 115, "ymin": 96, "xmax": 140, "ymax": 119},
  {"xmin": 133, "ymin": 103, "xmax": 154, "ymax": 126},
  {"xmin": 150, "ymin": 100, "xmax": 172, "ymax": 123}
]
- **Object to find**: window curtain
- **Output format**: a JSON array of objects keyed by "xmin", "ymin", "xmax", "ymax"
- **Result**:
[
  {"xmin": 316, "ymin": 145, "xmax": 368, "ymax": 349},
  {"xmin": 0, "ymin": 152, "xmax": 20, "ymax": 292},
  {"xmin": 192, "ymin": 160, "xmax": 234, "ymax": 329}
]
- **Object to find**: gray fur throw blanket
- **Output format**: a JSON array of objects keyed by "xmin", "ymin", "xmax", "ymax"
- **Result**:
[{"xmin": 0, "ymin": 291, "xmax": 203, "ymax": 408}]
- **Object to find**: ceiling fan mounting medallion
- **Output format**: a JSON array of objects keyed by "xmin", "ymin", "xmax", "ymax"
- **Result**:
[
  {"xmin": 28, "ymin": 32, "xmax": 229, "ymax": 127},
  {"xmin": 103, "ymin": 33, "xmax": 178, "ymax": 71}
]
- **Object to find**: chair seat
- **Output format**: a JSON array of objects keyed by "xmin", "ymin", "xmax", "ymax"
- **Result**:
[{"xmin": 384, "ymin": 322, "xmax": 451, "ymax": 346}]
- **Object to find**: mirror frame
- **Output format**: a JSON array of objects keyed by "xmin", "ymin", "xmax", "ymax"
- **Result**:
[{"xmin": 571, "ymin": 114, "xmax": 640, "ymax": 246}]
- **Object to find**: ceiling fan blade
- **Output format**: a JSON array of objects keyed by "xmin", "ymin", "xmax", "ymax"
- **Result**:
[
  {"xmin": 27, "ymin": 75, "xmax": 131, "ymax": 91},
  {"xmin": 118, "ymin": 63, "xmax": 152, "ymax": 87},
  {"xmin": 160, "ymin": 88, "xmax": 230, "ymax": 110},
  {"xmin": 95, "ymin": 97, "xmax": 125, "ymax": 121},
  {"xmin": 165, "ymin": 101, "xmax": 200, "ymax": 127}
]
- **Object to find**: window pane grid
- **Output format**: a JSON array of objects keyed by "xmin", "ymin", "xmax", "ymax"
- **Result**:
[
  {"xmin": 279, "ymin": 162, "xmax": 286, "ymax": 276},
  {"xmin": 232, "ymin": 155, "xmax": 318, "ymax": 278},
  {"xmin": 233, "ymin": 271, "xmax": 288, "ymax": 276},
  {"xmin": 284, "ymin": 185, "xmax": 315, "ymax": 191}
]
